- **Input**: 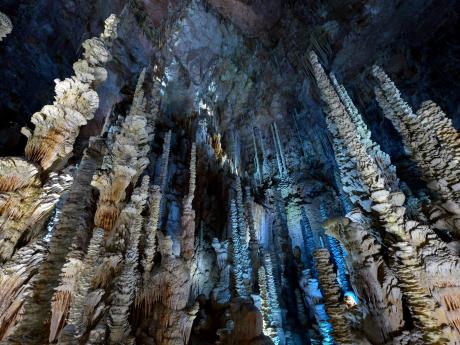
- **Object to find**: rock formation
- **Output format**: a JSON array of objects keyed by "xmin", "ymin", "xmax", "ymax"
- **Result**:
[
  {"xmin": 0, "ymin": 12, "xmax": 12, "ymax": 42},
  {"xmin": 2, "ymin": 2, "xmax": 460, "ymax": 345}
]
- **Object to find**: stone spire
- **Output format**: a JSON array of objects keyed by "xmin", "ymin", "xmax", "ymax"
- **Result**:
[
  {"xmin": 92, "ymin": 68, "xmax": 153, "ymax": 232},
  {"xmin": 309, "ymin": 51, "xmax": 447, "ymax": 344},
  {"xmin": 372, "ymin": 66, "xmax": 460, "ymax": 234},
  {"xmin": 23, "ymin": 14, "xmax": 119, "ymax": 171}
]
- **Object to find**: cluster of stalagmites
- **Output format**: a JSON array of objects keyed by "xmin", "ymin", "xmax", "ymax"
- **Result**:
[
  {"xmin": 0, "ymin": 14, "xmax": 120, "ymax": 264},
  {"xmin": 309, "ymin": 50, "xmax": 460, "ymax": 344},
  {"xmin": 372, "ymin": 66, "xmax": 460, "ymax": 235},
  {"xmin": 2, "ymin": 6, "xmax": 460, "ymax": 345}
]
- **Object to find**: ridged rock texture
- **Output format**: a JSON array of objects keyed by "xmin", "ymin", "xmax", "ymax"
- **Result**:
[
  {"xmin": 0, "ymin": 12, "xmax": 12, "ymax": 42},
  {"xmin": 2, "ymin": 1, "xmax": 460, "ymax": 345}
]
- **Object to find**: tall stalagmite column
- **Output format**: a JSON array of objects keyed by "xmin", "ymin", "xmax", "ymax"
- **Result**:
[
  {"xmin": 92, "ymin": 68, "xmax": 153, "ymax": 232},
  {"xmin": 0, "ymin": 14, "xmax": 119, "ymax": 262},
  {"xmin": 314, "ymin": 249, "xmax": 353, "ymax": 345},
  {"xmin": 309, "ymin": 51, "xmax": 447, "ymax": 344},
  {"xmin": 372, "ymin": 66, "xmax": 460, "ymax": 234}
]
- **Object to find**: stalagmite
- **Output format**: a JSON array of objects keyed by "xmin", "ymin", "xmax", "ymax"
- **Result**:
[
  {"xmin": 211, "ymin": 238, "xmax": 231, "ymax": 303},
  {"xmin": 0, "ymin": 170, "xmax": 73, "ymax": 261},
  {"xmin": 323, "ymin": 216, "xmax": 405, "ymax": 344},
  {"xmin": 7, "ymin": 138, "xmax": 105, "ymax": 344},
  {"xmin": 135, "ymin": 143, "xmax": 198, "ymax": 345},
  {"xmin": 314, "ymin": 248, "xmax": 353, "ymax": 345},
  {"xmin": 141, "ymin": 184, "xmax": 162, "ymax": 275},
  {"xmin": 0, "ymin": 241, "xmax": 47, "ymax": 340},
  {"xmin": 309, "ymin": 51, "xmax": 448, "ymax": 343},
  {"xmin": 108, "ymin": 176, "xmax": 150, "ymax": 344},
  {"xmin": 60, "ymin": 228, "xmax": 105, "ymax": 340},
  {"xmin": 92, "ymin": 69, "xmax": 153, "ymax": 232},
  {"xmin": 320, "ymin": 203, "xmax": 353, "ymax": 297},
  {"xmin": 258, "ymin": 266, "xmax": 276, "ymax": 341},
  {"xmin": 23, "ymin": 14, "xmax": 119, "ymax": 171},
  {"xmin": 231, "ymin": 199, "xmax": 247, "ymax": 297},
  {"xmin": 181, "ymin": 143, "xmax": 197, "ymax": 261},
  {"xmin": 160, "ymin": 130, "xmax": 172, "ymax": 193},
  {"xmin": 245, "ymin": 186, "xmax": 259, "ymax": 276},
  {"xmin": 0, "ymin": 12, "xmax": 12, "ymax": 42},
  {"xmin": 262, "ymin": 253, "xmax": 284, "ymax": 345},
  {"xmin": 372, "ymin": 66, "xmax": 460, "ymax": 234},
  {"xmin": 330, "ymin": 74, "xmax": 399, "ymax": 192}
]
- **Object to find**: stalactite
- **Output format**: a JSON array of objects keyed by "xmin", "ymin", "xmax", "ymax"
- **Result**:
[
  {"xmin": 23, "ymin": 14, "xmax": 119, "ymax": 171},
  {"xmin": 314, "ymin": 248, "xmax": 353, "ymax": 345},
  {"xmin": 309, "ymin": 51, "xmax": 448, "ymax": 344},
  {"xmin": 92, "ymin": 69, "xmax": 153, "ymax": 232},
  {"xmin": 108, "ymin": 176, "xmax": 150, "ymax": 344},
  {"xmin": 271, "ymin": 123, "xmax": 286, "ymax": 178},
  {"xmin": 252, "ymin": 128, "xmax": 262, "ymax": 185},
  {"xmin": 253, "ymin": 127, "xmax": 271, "ymax": 181},
  {"xmin": 0, "ymin": 241, "xmax": 47, "ymax": 340},
  {"xmin": 0, "ymin": 12, "xmax": 12, "ymax": 41}
]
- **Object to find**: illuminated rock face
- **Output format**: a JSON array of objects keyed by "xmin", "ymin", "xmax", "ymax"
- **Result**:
[
  {"xmin": 1, "ymin": 1, "xmax": 460, "ymax": 345},
  {"xmin": 0, "ymin": 12, "xmax": 12, "ymax": 42}
]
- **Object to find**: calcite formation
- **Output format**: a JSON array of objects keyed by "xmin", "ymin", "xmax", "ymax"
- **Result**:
[
  {"xmin": 92, "ymin": 68, "xmax": 153, "ymax": 232},
  {"xmin": 372, "ymin": 66, "xmax": 460, "ymax": 235},
  {"xmin": 314, "ymin": 248, "xmax": 353, "ymax": 345},
  {"xmin": 309, "ymin": 51, "xmax": 457, "ymax": 344},
  {"xmin": 0, "ymin": 12, "xmax": 12, "ymax": 42},
  {"xmin": 23, "ymin": 14, "xmax": 119, "ymax": 171},
  {"xmin": 2, "ymin": 2, "xmax": 460, "ymax": 345}
]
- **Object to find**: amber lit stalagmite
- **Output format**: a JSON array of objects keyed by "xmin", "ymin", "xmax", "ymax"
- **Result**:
[
  {"xmin": 92, "ymin": 68, "xmax": 153, "ymax": 232},
  {"xmin": 0, "ymin": 240, "xmax": 47, "ymax": 340},
  {"xmin": 23, "ymin": 14, "xmax": 119, "ymax": 171},
  {"xmin": 0, "ymin": 14, "xmax": 119, "ymax": 263},
  {"xmin": 6, "ymin": 138, "xmax": 106, "ymax": 344}
]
